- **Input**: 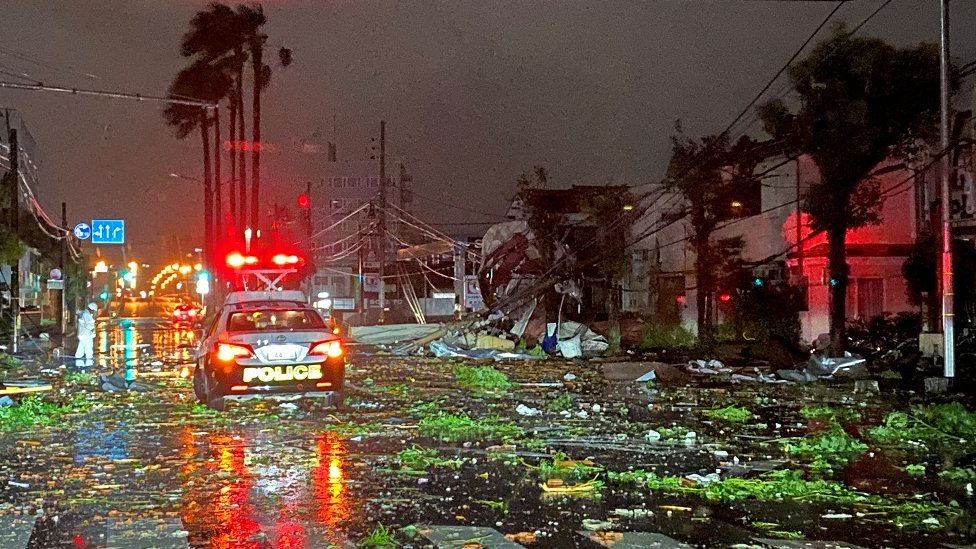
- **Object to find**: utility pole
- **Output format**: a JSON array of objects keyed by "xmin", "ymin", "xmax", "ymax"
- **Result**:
[
  {"xmin": 939, "ymin": 0, "xmax": 955, "ymax": 378},
  {"xmin": 378, "ymin": 120, "xmax": 387, "ymax": 323},
  {"xmin": 60, "ymin": 202, "xmax": 67, "ymax": 335},
  {"xmin": 7, "ymin": 129, "xmax": 18, "ymax": 353}
]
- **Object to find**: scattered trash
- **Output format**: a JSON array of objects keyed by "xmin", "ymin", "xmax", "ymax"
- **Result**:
[
  {"xmin": 635, "ymin": 369, "xmax": 656, "ymax": 383},
  {"xmin": 821, "ymin": 513, "xmax": 854, "ymax": 519},
  {"xmin": 7, "ymin": 480, "xmax": 29, "ymax": 489},
  {"xmin": 683, "ymin": 431, "xmax": 697, "ymax": 444},
  {"xmin": 684, "ymin": 472, "xmax": 720, "ymax": 486},
  {"xmin": 610, "ymin": 508, "xmax": 653, "ymax": 519},
  {"xmin": 581, "ymin": 519, "xmax": 614, "ymax": 531},
  {"xmin": 558, "ymin": 335, "xmax": 582, "ymax": 359},
  {"xmin": 516, "ymin": 404, "xmax": 541, "ymax": 416},
  {"xmin": 644, "ymin": 430, "xmax": 662, "ymax": 442},
  {"xmin": 591, "ymin": 404, "xmax": 601, "ymax": 413},
  {"xmin": 563, "ymin": 373, "xmax": 577, "ymax": 382},
  {"xmin": 0, "ymin": 396, "xmax": 13, "ymax": 407},
  {"xmin": 279, "ymin": 403, "xmax": 298, "ymax": 410},
  {"xmin": 687, "ymin": 359, "xmax": 732, "ymax": 375},
  {"xmin": 576, "ymin": 411, "xmax": 589, "ymax": 419},
  {"xmin": 476, "ymin": 333, "xmax": 516, "ymax": 351},
  {"xmin": 98, "ymin": 373, "xmax": 152, "ymax": 392}
]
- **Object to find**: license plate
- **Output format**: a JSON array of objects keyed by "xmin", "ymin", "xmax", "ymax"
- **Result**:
[{"xmin": 265, "ymin": 346, "xmax": 297, "ymax": 361}]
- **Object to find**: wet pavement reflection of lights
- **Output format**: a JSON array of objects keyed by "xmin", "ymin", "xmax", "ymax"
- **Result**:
[{"xmin": 175, "ymin": 429, "xmax": 356, "ymax": 548}]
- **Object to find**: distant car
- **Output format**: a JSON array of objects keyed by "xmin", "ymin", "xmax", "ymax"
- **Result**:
[
  {"xmin": 171, "ymin": 303, "xmax": 202, "ymax": 326},
  {"xmin": 192, "ymin": 290, "xmax": 345, "ymax": 410}
]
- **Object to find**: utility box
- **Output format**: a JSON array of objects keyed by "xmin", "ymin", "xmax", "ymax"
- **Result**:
[{"xmin": 919, "ymin": 332, "xmax": 944, "ymax": 358}]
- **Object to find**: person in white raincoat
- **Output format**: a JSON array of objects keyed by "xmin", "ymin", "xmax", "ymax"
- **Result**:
[{"xmin": 75, "ymin": 302, "xmax": 97, "ymax": 367}]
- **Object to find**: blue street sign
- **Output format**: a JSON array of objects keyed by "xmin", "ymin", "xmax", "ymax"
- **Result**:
[
  {"xmin": 91, "ymin": 219, "xmax": 125, "ymax": 244},
  {"xmin": 73, "ymin": 223, "xmax": 92, "ymax": 240}
]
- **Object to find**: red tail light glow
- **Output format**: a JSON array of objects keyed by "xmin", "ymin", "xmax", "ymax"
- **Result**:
[
  {"xmin": 309, "ymin": 340, "xmax": 343, "ymax": 358},
  {"xmin": 215, "ymin": 342, "xmax": 254, "ymax": 361}
]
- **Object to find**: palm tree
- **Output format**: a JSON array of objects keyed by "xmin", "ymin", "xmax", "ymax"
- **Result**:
[
  {"xmin": 237, "ymin": 4, "xmax": 269, "ymax": 230},
  {"xmin": 162, "ymin": 61, "xmax": 231, "ymax": 268},
  {"xmin": 179, "ymin": 2, "xmax": 250, "ymax": 231}
]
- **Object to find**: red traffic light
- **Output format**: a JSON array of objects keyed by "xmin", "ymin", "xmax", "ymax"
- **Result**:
[
  {"xmin": 297, "ymin": 193, "xmax": 310, "ymax": 209},
  {"xmin": 719, "ymin": 293, "xmax": 732, "ymax": 303}
]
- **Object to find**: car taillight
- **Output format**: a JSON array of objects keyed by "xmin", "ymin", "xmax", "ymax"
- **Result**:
[
  {"xmin": 188, "ymin": 309, "xmax": 197, "ymax": 317},
  {"xmin": 309, "ymin": 340, "xmax": 343, "ymax": 358},
  {"xmin": 215, "ymin": 342, "xmax": 253, "ymax": 361}
]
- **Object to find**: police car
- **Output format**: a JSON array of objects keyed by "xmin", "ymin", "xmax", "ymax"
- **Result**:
[{"xmin": 193, "ymin": 290, "xmax": 344, "ymax": 410}]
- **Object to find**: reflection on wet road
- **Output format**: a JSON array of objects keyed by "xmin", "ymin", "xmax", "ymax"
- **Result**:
[
  {"xmin": 93, "ymin": 317, "xmax": 198, "ymax": 374},
  {"xmin": 4, "ymin": 318, "xmax": 975, "ymax": 548}
]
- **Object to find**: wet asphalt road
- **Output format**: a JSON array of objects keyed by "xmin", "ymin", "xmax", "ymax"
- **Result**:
[{"xmin": 1, "ymin": 316, "xmax": 975, "ymax": 548}]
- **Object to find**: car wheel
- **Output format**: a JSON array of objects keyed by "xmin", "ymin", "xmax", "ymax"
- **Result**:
[{"xmin": 192, "ymin": 366, "xmax": 208, "ymax": 403}]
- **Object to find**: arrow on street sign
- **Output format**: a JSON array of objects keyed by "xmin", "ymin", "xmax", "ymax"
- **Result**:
[{"xmin": 90, "ymin": 219, "xmax": 125, "ymax": 244}]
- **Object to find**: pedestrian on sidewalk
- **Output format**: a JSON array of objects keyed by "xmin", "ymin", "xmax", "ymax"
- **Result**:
[{"xmin": 75, "ymin": 302, "xmax": 97, "ymax": 368}]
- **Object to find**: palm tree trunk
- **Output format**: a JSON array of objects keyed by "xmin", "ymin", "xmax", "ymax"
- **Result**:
[
  {"xmin": 828, "ymin": 223, "xmax": 849, "ymax": 354},
  {"xmin": 228, "ymin": 93, "xmax": 237, "ymax": 229},
  {"xmin": 250, "ymin": 40, "xmax": 263, "ymax": 230},
  {"xmin": 200, "ymin": 112, "xmax": 213, "ymax": 273},
  {"xmin": 213, "ymin": 106, "xmax": 222, "ymax": 242},
  {"xmin": 237, "ymin": 70, "xmax": 247, "ymax": 228}
]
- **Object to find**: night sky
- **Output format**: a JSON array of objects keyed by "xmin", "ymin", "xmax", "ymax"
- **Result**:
[{"xmin": 1, "ymin": 0, "xmax": 973, "ymax": 264}]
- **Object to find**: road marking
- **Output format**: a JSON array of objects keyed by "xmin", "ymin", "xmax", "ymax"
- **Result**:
[
  {"xmin": 0, "ymin": 516, "xmax": 36, "ymax": 549},
  {"xmin": 576, "ymin": 530, "xmax": 694, "ymax": 548},
  {"xmin": 421, "ymin": 525, "xmax": 526, "ymax": 548}
]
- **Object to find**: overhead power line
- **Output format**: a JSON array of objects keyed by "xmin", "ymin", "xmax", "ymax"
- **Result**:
[{"xmin": 0, "ymin": 80, "xmax": 216, "ymax": 110}]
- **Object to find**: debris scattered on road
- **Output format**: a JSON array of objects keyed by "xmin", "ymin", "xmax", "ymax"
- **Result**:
[{"xmin": 515, "ymin": 404, "xmax": 540, "ymax": 416}]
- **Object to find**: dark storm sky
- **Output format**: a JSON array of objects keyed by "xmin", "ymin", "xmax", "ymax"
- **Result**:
[{"xmin": 0, "ymin": 0, "xmax": 973, "ymax": 263}]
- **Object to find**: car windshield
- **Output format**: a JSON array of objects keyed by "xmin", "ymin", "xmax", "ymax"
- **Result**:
[{"xmin": 227, "ymin": 308, "xmax": 326, "ymax": 332}]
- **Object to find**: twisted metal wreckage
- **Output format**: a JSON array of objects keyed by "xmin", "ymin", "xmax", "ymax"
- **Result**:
[{"xmin": 350, "ymin": 220, "xmax": 609, "ymax": 358}]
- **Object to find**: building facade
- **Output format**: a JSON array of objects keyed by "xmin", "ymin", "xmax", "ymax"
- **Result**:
[{"xmin": 632, "ymin": 153, "xmax": 920, "ymax": 342}]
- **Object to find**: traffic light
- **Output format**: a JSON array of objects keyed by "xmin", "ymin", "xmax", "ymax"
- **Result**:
[
  {"xmin": 753, "ymin": 277, "xmax": 764, "ymax": 287},
  {"xmin": 196, "ymin": 270, "xmax": 210, "ymax": 295},
  {"xmin": 297, "ymin": 193, "xmax": 310, "ymax": 209},
  {"xmin": 98, "ymin": 290, "xmax": 110, "ymax": 301}
]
